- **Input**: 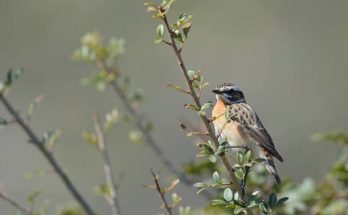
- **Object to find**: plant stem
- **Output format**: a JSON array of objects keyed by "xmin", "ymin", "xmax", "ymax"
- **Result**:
[
  {"xmin": 93, "ymin": 113, "xmax": 120, "ymax": 215},
  {"xmin": 161, "ymin": 14, "xmax": 253, "ymax": 214},
  {"xmin": 150, "ymin": 170, "xmax": 173, "ymax": 215},
  {"xmin": 0, "ymin": 94, "xmax": 97, "ymax": 215},
  {"xmin": 0, "ymin": 190, "xmax": 33, "ymax": 214},
  {"xmin": 109, "ymin": 77, "xmax": 212, "ymax": 199}
]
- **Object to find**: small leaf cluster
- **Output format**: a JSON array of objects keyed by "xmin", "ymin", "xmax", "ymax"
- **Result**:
[
  {"xmin": 146, "ymin": 176, "xmax": 185, "ymax": 213},
  {"xmin": 82, "ymin": 109, "xmax": 121, "ymax": 146},
  {"xmin": 72, "ymin": 31, "xmax": 124, "ymax": 91},
  {"xmin": 0, "ymin": 69, "xmax": 24, "ymax": 125},
  {"xmin": 41, "ymin": 129, "xmax": 62, "ymax": 151},
  {"xmin": 74, "ymin": 32, "xmax": 150, "ymax": 144},
  {"xmin": 193, "ymin": 171, "xmax": 227, "ymax": 194},
  {"xmin": 277, "ymin": 131, "xmax": 348, "ymax": 214},
  {"xmin": 145, "ymin": 0, "xmax": 176, "ymax": 19},
  {"xmin": 197, "ymin": 141, "xmax": 219, "ymax": 163},
  {"xmin": 212, "ymin": 189, "xmax": 288, "ymax": 215},
  {"xmin": 146, "ymin": 0, "xmax": 193, "ymax": 48},
  {"xmin": 196, "ymin": 141, "xmax": 229, "ymax": 163},
  {"xmin": 233, "ymin": 150, "xmax": 257, "ymax": 180},
  {"xmin": 0, "ymin": 68, "xmax": 24, "ymax": 95}
]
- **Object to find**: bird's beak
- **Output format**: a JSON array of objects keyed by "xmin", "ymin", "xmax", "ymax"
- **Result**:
[{"xmin": 212, "ymin": 89, "xmax": 221, "ymax": 94}]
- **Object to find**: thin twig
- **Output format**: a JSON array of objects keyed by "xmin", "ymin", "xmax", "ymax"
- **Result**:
[
  {"xmin": 0, "ymin": 190, "xmax": 33, "ymax": 214},
  {"xmin": 163, "ymin": 40, "xmax": 172, "ymax": 46},
  {"xmin": 161, "ymin": 14, "xmax": 253, "ymax": 214},
  {"xmin": 150, "ymin": 170, "xmax": 173, "ymax": 215},
  {"xmin": 93, "ymin": 113, "xmax": 120, "ymax": 215},
  {"xmin": 98, "ymin": 62, "xmax": 212, "ymax": 199},
  {"xmin": 0, "ymin": 94, "xmax": 97, "ymax": 215}
]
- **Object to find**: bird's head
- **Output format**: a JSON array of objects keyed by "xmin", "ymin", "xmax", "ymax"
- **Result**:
[{"xmin": 212, "ymin": 83, "xmax": 246, "ymax": 104}]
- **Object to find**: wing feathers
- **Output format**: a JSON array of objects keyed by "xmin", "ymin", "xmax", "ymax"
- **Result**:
[{"xmin": 229, "ymin": 103, "xmax": 283, "ymax": 162}]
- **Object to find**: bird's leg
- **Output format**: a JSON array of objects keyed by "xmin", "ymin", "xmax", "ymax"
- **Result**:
[
  {"xmin": 241, "ymin": 147, "xmax": 251, "ymax": 199},
  {"xmin": 240, "ymin": 166, "xmax": 250, "ymax": 199}
]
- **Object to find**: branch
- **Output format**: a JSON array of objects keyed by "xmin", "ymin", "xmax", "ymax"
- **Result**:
[
  {"xmin": 0, "ymin": 189, "xmax": 32, "ymax": 214},
  {"xmin": 0, "ymin": 94, "xmax": 97, "ymax": 215},
  {"xmin": 99, "ymin": 63, "xmax": 212, "ymax": 199},
  {"xmin": 93, "ymin": 113, "xmax": 121, "ymax": 215},
  {"xmin": 150, "ymin": 170, "xmax": 173, "ymax": 215},
  {"xmin": 160, "ymin": 14, "xmax": 253, "ymax": 214}
]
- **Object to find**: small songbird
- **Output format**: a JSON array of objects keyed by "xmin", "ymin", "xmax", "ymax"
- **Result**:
[{"xmin": 212, "ymin": 83, "xmax": 283, "ymax": 184}]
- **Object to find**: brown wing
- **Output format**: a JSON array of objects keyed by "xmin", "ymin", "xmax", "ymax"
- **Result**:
[{"xmin": 227, "ymin": 103, "xmax": 283, "ymax": 162}]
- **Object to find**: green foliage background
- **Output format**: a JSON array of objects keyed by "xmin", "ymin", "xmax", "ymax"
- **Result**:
[{"xmin": 0, "ymin": 0, "xmax": 348, "ymax": 214}]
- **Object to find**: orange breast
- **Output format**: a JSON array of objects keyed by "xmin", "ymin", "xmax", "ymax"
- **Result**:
[
  {"xmin": 212, "ymin": 97, "xmax": 249, "ymax": 147},
  {"xmin": 212, "ymin": 97, "xmax": 226, "ymax": 122}
]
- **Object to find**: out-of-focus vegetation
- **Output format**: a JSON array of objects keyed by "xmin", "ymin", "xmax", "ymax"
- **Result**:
[{"xmin": 0, "ymin": 0, "xmax": 347, "ymax": 214}]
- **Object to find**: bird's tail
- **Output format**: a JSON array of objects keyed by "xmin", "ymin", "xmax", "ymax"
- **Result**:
[{"xmin": 265, "ymin": 158, "xmax": 281, "ymax": 185}]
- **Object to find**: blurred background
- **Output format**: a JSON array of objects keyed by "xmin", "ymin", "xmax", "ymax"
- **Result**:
[{"xmin": 0, "ymin": 0, "xmax": 348, "ymax": 214}]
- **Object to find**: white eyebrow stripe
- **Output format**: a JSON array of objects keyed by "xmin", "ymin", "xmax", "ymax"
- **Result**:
[
  {"xmin": 220, "ymin": 85, "xmax": 241, "ymax": 91},
  {"xmin": 231, "ymin": 86, "xmax": 240, "ymax": 91}
]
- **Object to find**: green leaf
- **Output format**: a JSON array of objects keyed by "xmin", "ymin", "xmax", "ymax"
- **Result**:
[
  {"xmin": 164, "ymin": 179, "xmax": 180, "ymax": 193},
  {"xmin": 259, "ymin": 202, "xmax": 269, "ymax": 214},
  {"xmin": 173, "ymin": 30, "xmax": 183, "ymax": 43},
  {"xmin": 0, "ymin": 81, "xmax": 6, "ymax": 93},
  {"xmin": 183, "ymin": 23, "xmax": 191, "ymax": 38},
  {"xmin": 213, "ymin": 171, "xmax": 222, "ymax": 184},
  {"xmin": 223, "ymin": 188, "xmax": 233, "ymax": 202},
  {"xmin": 179, "ymin": 206, "xmax": 191, "ymax": 215},
  {"xmin": 237, "ymin": 151, "xmax": 244, "ymax": 164},
  {"xmin": 129, "ymin": 130, "xmax": 144, "ymax": 144},
  {"xmin": 161, "ymin": 0, "xmax": 175, "ymax": 8},
  {"xmin": 198, "ymin": 110, "xmax": 206, "ymax": 116},
  {"xmin": 276, "ymin": 197, "xmax": 289, "ymax": 208},
  {"xmin": 95, "ymin": 183, "xmax": 112, "ymax": 196},
  {"xmin": 27, "ymin": 94, "xmax": 45, "ymax": 120},
  {"xmin": 184, "ymin": 103, "xmax": 199, "ymax": 111},
  {"xmin": 155, "ymin": 24, "xmax": 165, "ymax": 44},
  {"xmin": 199, "ymin": 142, "xmax": 215, "ymax": 154},
  {"xmin": 268, "ymin": 193, "xmax": 277, "ymax": 209},
  {"xmin": 6, "ymin": 68, "xmax": 24, "ymax": 86},
  {"xmin": 103, "ymin": 109, "xmax": 120, "ymax": 132},
  {"xmin": 234, "ymin": 168, "xmax": 244, "ymax": 180},
  {"xmin": 193, "ymin": 182, "xmax": 206, "ymax": 188},
  {"xmin": 144, "ymin": 2, "xmax": 158, "ymax": 13},
  {"xmin": 234, "ymin": 206, "xmax": 245, "ymax": 214},
  {"xmin": 43, "ymin": 129, "xmax": 62, "ymax": 150},
  {"xmin": 107, "ymin": 37, "xmax": 125, "ymax": 64},
  {"xmin": 215, "ymin": 142, "xmax": 226, "ymax": 156},
  {"xmin": 27, "ymin": 190, "xmax": 41, "ymax": 204},
  {"xmin": 244, "ymin": 150, "xmax": 251, "ymax": 162},
  {"xmin": 187, "ymin": 70, "xmax": 197, "ymax": 79},
  {"xmin": 209, "ymin": 155, "xmax": 217, "ymax": 163},
  {"xmin": 248, "ymin": 200, "xmax": 258, "ymax": 208},
  {"xmin": 172, "ymin": 192, "xmax": 182, "ymax": 206},
  {"xmin": 166, "ymin": 84, "xmax": 188, "ymax": 94},
  {"xmin": 200, "ymin": 102, "xmax": 212, "ymax": 111},
  {"xmin": 233, "ymin": 191, "xmax": 240, "ymax": 201},
  {"xmin": 82, "ymin": 131, "xmax": 98, "ymax": 145},
  {"xmin": 212, "ymin": 199, "xmax": 227, "ymax": 205}
]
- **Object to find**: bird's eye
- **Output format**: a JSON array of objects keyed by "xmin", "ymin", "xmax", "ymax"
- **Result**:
[{"xmin": 232, "ymin": 92, "xmax": 240, "ymax": 100}]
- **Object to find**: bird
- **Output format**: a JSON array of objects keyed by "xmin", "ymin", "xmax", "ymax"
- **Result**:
[{"xmin": 211, "ymin": 83, "xmax": 283, "ymax": 185}]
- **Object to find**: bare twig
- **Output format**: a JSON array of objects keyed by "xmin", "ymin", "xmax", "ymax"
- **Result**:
[
  {"xmin": 93, "ymin": 113, "xmax": 120, "ymax": 215},
  {"xmin": 160, "ymin": 13, "xmax": 253, "ymax": 214},
  {"xmin": 0, "ymin": 190, "xmax": 33, "ymax": 214},
  {"xmin": 150, "ymin": 170, "xmax": 173, "ymax": 215},
  {"xmin": 98, "ymin": 62, "xmax": 212, "ymax": 199},
  {"xmin": 0, "ymin": 94, "xmax": 97, "ymax": 215}
]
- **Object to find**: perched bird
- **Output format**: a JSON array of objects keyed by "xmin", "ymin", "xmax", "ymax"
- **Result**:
[{"xmin": 212, "ymin": 83, "xmax": 283, "ymax": 184}]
